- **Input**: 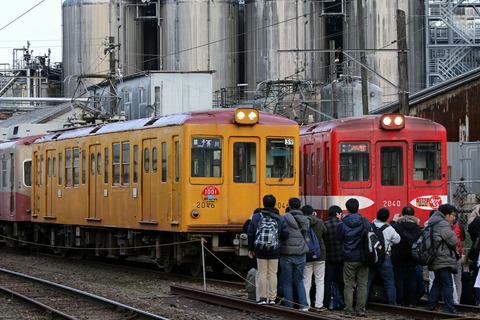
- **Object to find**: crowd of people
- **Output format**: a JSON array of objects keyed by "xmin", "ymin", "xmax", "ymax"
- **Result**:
[{"xmin": 244, "ymin": 194, "xmax": 480, "ymax": 316}]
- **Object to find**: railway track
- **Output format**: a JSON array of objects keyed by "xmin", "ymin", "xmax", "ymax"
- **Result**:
[
  {"xmin": 0, "ymin": 268, "xmax": 170, "ymax": 320},
  {"xmin": 171, "ymin": 284, "xmax": 480, "ymax": 320}
]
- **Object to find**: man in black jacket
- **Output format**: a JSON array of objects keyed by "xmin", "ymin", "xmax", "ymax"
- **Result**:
[{"xmin": 391, "ymin": 206, "xmax": 421, "ymax": 306}]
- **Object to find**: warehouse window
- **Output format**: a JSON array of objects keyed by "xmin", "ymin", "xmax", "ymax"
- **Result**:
[{"xmin": 122, "ymin": 142, "xmax": 130, "ymax": 185}]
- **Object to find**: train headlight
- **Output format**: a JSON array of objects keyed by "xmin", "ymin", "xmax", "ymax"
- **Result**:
[
  {"xmin": 234, "ymin": 108, "xmax": 259, "ymax": 125},
  {"xmin": 380, "ymin": 114, "xmax": 405, "ymax": 130},
  {"xmin": 191, "ymin": 209, "xmax": 200, "ymax": 219}
]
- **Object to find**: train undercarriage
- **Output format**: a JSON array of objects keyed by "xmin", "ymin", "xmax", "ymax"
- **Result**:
[{"xmin": 0, "ymin": 222, "xmax": 245, "ymax": 277}]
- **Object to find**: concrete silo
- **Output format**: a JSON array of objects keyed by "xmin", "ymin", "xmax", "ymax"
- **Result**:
[
  {"xmin": 62, "ymin": 0, "xmax": 147, "ymax": 99},
  {"xmin": 243, "ymin": 0, "xmax": 327, "ymax": 91},
  {"xmin": 160, "ymin": 0, "xmax": 239, "ymax": 92}
]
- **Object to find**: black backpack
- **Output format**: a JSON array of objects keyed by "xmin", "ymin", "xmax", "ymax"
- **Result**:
[
  {"xmin": 361, "ymin": 219, "xmax": 388, "ymax": 267},
  {"xmin": 411, "ymin": 221, "xmax": 441, "ymax": 266}
]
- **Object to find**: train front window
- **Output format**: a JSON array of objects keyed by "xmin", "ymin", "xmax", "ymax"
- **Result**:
[
  {"xmin": 266, "ymin": 138, "xmax": 294, "ymax": 179},
  {"xmin": 191, "ymin": 137, "xmax": 222, "ymax": 178},
  {"xmin": 339, "ymin": 143, "xmax": 370, "ymax": 181},
  {"xmin": 381, "ymin": 147, "xmax": 403, "ymax": 186},
  {"xmin": 233, "ymin": 142, "xmax": 256, "ymax": 183},
  {"xmin": 414, "ymin": 142, "xmax": 442, "ymax": 180}
]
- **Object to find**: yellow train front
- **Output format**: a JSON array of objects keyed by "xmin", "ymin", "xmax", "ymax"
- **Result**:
[{"xmin": 31, "ymin": 108, "xmax": 299, "ymax": 275}]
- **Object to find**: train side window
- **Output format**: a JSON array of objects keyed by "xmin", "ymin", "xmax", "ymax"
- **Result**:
[
  {"xmin": 161, "ymin": 142, "xmax": 166, "ymax": 182},
  {"xmin": 58, "ymin": 153, "xmax": 62, "ymax": 185},
  {"xmin": 122, "ymin": 142, "xmax": 130, "ymax": 185},
  {"xmin": 133, "ymin": 145, "xmax": 138, "ymax": 183},
  {"xmin": 81, "ymin": 151, "xmax": 86, "ymax": 184},
  {"xmin": 113, "ymin": 143, "xmax": 120, "ymax": 186},
  {"xmin": 339, "ymin": 143, "xmax": 370, "ymax": 182},
  {"xmin": 65, "ymin": 148, "xmax": 72, "ymax": 187},
  {"xmin": 380, "ymin": 147, "xmax": 403, "ymax": 186},
  {"xmin": 91, "ymin": 153, "xmax": 95, "ymax": 176},
  {"xmin": 266, "ymin": 138, "xmax": 294, "ymax": 179},
  {"xmin": 175, "ymin": 141, "xmax": 180, "ymax": 183},
  {"xmin": 103, "ymin": 148, "xmax": 107, "ymax": 183},
  {"xmin": 53, "ymin": 157, "xmax": 56, "ymax": 178},
  {"xmin": 23, "ymin": 160, "xmax": 32, "ymax": 187},
  {"xmin": 317, "ymin": 148, "xmax": 322, "ymax": 187},
  {"xmin": 40, "ymin": 155, "xmax": 44, "ymax": 186},
  {"xmin": 47, "ymin": 157, "xmax": 51, "ymax": 178},
  {"xmin": 144, "ymin": 148, "xmax": 150, "ymax": 173},
  {"xmin": 191, "ymin": 137, "xmax": 222, "ymax": 178},
  {"xmin": 233, "ymin": 142, "xmax": 256, "ymax": 183},
  {"xmin": 413, "ymin": 142, "xmax": 442, "ymax": 181},
  {"xmin": 73, "ymin": 147, "xmax": 80, "ymax": 187},
  {"xmin": 152, "ymin": 147, "xmax": 158, "ymax": 173},
  {"xmin": 2, "ymin": 159, "xmax": 7, "ymax": 187}
]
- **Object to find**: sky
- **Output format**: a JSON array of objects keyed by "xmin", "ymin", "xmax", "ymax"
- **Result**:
[{"xmin": 0, "ymin": 0, "xmax": 62, "ymax": 67}]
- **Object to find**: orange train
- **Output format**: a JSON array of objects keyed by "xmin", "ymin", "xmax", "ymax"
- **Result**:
[{"xmin": 0, "ymin": 108, "xmax": 299, "ymax": 275}]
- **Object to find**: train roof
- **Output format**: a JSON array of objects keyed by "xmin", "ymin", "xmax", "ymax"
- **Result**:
[
  {"xmin": 0, "ymin": 135, "xmax": 45, "ymax": 149},
  {"xmin": 36, "ymin": 108, "xmax": 297, "ymax": 142},
  {"xmin": 300, "ymin": 114, "xmax": 446, "ymax": 135}
]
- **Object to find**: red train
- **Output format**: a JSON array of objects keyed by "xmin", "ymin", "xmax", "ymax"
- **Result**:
[{"xmin": 300, "ymin": 114, "xmax": 447, "ymax": 225}]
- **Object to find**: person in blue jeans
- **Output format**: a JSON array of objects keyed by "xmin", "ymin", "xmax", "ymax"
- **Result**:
[
  {"xmin": 426, "ymin": 204, "xmax": 459, "ymax": 314},
  {"xmin": 366, "ymin": 208, "xmax": 401, "ymax": 305},
  {"xmin": 280, "ymin": 197, "xmax": 309, "ymax": 311}
]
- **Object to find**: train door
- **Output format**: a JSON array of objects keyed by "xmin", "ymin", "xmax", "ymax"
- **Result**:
[
  {"xmin": 170, "ymin": 136, "xmax": 180, "ymax": 223},
  {"xmin": 46, "ymin": 150, "xmax": 56, "ymax": 216},
  {"xmin": 141, "ymin": 138, "xmax": 159, "ymax": 222},
  {"xmin": 376, "ymin": 141, "xmax": 408, "ymax": 213},
  {"xmin": 303, "ymin": 144, "xmax": 315, "ymax": 206},
  {"xmin": 230, "ymin": 137, "xmax": 259, "ymax": 221},
  {"xmin": 88, "ymin": 145, "xmax": 102, "ymax": 220}
]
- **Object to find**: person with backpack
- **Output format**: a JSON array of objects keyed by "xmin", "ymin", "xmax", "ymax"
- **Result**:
[
  {"xmin": 336, "ymin": 198, "xmax": 369, "ymax": 317},
  {"xmin": 247, "ymin": 194, "xmax": 289, "ymax": 305},
  {"xmin": 280, "ymin": 197, "xmax": 309, "ymax": 311},
  {"xmin": 391, "ymin": 206, "xmax": 422, "ymax": 306},
  {"xmin": 301, "ymin": 204, "xmax": 327, "ymax": 311},
  {"xmin": 467, "ymin": 204, "xmax": 480, "ymax": 305},
  {"xmin": 426, "ymin": 204, "xmax": 459, "ymax": 314},
  {"xmin": 366, "ymin": 207, "xmax": 400, "ymax": 305},
  {"xmin": 323, "ymin": 205, "xmax": 345, "ymax": 311}
]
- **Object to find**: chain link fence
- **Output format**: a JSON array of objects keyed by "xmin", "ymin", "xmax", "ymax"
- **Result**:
[{"xmin": 448, "ymin": 180, "xmax": 480, "ymax": 248}]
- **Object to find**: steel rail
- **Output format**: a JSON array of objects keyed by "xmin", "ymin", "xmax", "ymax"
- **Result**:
[{"xmin": 0, "ymin": 268, "xmax": 170, "ymax": 320}]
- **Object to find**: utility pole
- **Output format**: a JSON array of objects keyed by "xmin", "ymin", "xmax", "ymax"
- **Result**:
[
  {"xmin": 107, "ymin": 36, "xmax": 118, "ymax": 116},
  {"xmin": 357, "ymin": 0, "xmax": 368, "ymax": 115},
  {"xmin": 397, "ymin": 10, "xmax": 409, "ymax": 115}
]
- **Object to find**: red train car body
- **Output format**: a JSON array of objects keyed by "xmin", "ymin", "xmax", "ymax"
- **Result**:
[{"xmin": 300, "ymin": 114, "xmax": 447, "ymax": 225}]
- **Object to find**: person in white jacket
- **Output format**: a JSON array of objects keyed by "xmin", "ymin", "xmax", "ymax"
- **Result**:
[{"xmin": 366, "ymin": 207, "xmax": 401, "ymax": 305}]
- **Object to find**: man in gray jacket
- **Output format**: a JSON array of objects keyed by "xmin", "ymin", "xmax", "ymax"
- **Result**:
[
  {"xmin": 427, "ymin": 204, "xmax": 459, "ymax": 314},
  {"xmin": 280, "ymin": 197, "xmax": 309, "ymax": 311}
]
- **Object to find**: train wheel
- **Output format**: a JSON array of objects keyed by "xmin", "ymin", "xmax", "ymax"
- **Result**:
[
  {"xmin": 4, "ymin": 238, "xmax": 16, "ymax": 248},
  {"xmin": 189, "ymin": 254, "xmax": 203, "ymax": 278},
  {"xmin": 53, "ymin": 247, "xmax": 68, "ymax": 258},
  {"xmin": 163, "ymin": 259, "xmax": 173, "ymax": 274}
]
